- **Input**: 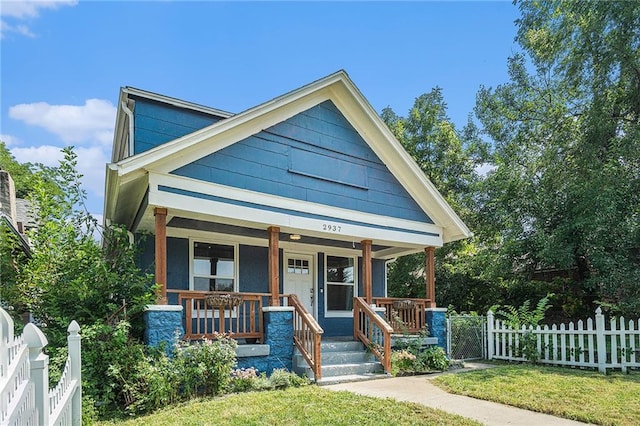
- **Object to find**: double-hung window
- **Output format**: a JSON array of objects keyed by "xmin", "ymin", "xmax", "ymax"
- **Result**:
[
  {"xmin": 325, "ymin": 255, "xmax": 356, "ymax": 315},
  {"xmin": 192, "ymin": 241, "xmax": 236, "ymax": 292}
]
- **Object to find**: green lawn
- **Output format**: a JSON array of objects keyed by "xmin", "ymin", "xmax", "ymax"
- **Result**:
[
  {"xmin": 96, "ymin": 386, "xmax": 480, "ymax": 426},
  {"xmin": 433, "ymin": 364, "xmax": 640, "ymax": 426}
]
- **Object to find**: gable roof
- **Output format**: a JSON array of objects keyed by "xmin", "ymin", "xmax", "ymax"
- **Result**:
[{"xmin": 105, "ymin": 70, "xmax": 472, "ymax": 243}]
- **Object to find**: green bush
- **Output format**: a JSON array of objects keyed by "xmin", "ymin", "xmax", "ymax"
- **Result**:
[
  {"xmin": 416, "ymin": 346, "xmax": 449, "ymax": 371},
  {"xmin": 174, "ymin": 335, "xmax": 238, "ymax": 398},
  {"xmin": 391, "ymin": 333, "xmax": 450, "ymax": 375}
]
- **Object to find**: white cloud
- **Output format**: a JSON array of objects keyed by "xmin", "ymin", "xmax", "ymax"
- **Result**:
[
  {"xmin": 9, "ymin": 99, "xmax": 116, "ymax": 146},
  {"xmin": 1, "ymin": 0, "xmax": 77, "ymax": 38},
  {"xmin": 74, "ymin": 145, "xmax": 108, "ymax": 197},
  {"xmin": 0, "ymin": 134, "xmax": 22, "ymax": 146},
  {"xmin": 10, "ymin": 144, "xmax": 107, "ymax": 199},
  {"xmin": 1, "ymin": 0, "xmax": 77, "ymax": 19},
  {"xmin": 0, "ymin": 20, "xmax": 35, "ymax": 37},
  {"xmin": 10, "ymin": 144, "xmax": 65, "ymax": 167}
]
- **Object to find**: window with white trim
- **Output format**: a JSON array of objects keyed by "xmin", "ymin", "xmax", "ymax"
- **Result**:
[
  {"xmin": 191, "ymin": 241, "xmax": 236, "ymax": 292},
  {"xmin": 325, "ymin": 255, "xmax": 356, "ymax": 312}
]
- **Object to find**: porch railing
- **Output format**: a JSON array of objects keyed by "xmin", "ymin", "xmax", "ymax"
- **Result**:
[
  {"xmin": 171, "ymin": 290, "xmax": 269, "ymax": 341},
  {"xmin": 373, "ymin": 297, "xmax": 428, "ymax": 333},
  {"xmin": 286, "ymin": 294, "xmax": 324, "ymax": 380},
  {"xmin": 353, "ymin": 297, "xmax": 393, "ymax": 374}
]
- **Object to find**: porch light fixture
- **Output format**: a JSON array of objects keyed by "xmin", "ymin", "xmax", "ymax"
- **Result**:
[{"xmin": 289, "ymin": 234, "xmax": 301, "ymax": 241}]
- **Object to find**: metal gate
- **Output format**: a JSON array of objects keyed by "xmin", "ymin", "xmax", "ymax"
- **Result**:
[{"xmin": 447, "ymin": 314, "xmax": 486, "ymax": 360}]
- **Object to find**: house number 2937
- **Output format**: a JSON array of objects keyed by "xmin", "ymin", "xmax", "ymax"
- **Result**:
[{"xmin": 322, "ymin": 224, "xmax": 342, "ymax": 233}]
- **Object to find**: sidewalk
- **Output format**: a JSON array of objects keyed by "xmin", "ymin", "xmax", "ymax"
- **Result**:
[{"xmin": 323, "ymin": 363, "xmax": 587, "ymax": 426}]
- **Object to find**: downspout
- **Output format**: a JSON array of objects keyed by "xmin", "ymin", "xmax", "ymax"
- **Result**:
[{"xmin": 121, "ymin": 100, "xmax": 134, "ymax": 157}]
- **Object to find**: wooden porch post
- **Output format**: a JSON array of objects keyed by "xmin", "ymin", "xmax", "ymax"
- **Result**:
[
  {"xmin": 268, "ymin": 226, "xmax": 280, "ymax": 306},
  {"xmin": 361, "ymin": 240, "xmax": 372, "ymax": 304},
  {"xmin": 425, "ymin": 246, "xmax": 436, "ymax": 308},
  {"xmin": 154, "ymin": 207, "xmax": 168, "ymax": 305}
]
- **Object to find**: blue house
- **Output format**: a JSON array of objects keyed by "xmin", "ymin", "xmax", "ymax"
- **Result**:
[{"xmin": 104, "ymin": 70, "xmax": 471, "ymax": 381}]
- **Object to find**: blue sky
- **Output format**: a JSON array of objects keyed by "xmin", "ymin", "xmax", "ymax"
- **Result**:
[{"xmin": 1, "ymin": 1, "xmax": 520, "ymax": 216}]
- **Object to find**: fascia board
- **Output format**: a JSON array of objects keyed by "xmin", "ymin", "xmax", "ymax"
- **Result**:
[
  {"xmin": 103, "ymin": 163, "xmax": 120, "ymax": 221},
  {"xmin": 110, "ymin": 88, "xmax": 128, "ymax": 163}
]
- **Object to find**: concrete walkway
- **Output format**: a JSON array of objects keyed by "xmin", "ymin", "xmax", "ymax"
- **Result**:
[{"xmin": 324, "ymin": 363, "xmax": 587, "ymax": 426}]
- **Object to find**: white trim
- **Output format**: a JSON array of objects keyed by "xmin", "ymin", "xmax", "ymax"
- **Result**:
[
  {"xmin": 425, "ymin": 307, "xmax": 448, "ymax": 313},
  {"xmin": 145, "ymin": 305, "xmax": 183, "ymax": 312},
  {"xmin": 324, "ymin": 254, "xmax": 357, "ymax": 318},
  {"xmin": 152, "ymin": 172, "xmax": 441, "ymax": 237},
  {"xmin": 148, "ymin": 177, "xmax": 444, "ymax": 249},
  {"xmin": 262, "ymin": 306, "xmax": 295, "ymax": 313}
]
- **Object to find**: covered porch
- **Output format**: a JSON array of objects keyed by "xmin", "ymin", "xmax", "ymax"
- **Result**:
[{"xmin": 150, "ymin": 206, "xmax": 441, "ymax": 380}]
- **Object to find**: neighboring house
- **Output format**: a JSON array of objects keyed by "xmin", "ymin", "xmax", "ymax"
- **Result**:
[
  {"xmin": 104, "ymin": 70, "xmax": 471, "ymax": 380},
  {"xmin": 0, "ymin": 170, "xmax": 31, "ymax": 257}
]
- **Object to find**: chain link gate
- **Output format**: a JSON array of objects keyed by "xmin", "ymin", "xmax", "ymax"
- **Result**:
[{"xmin": 447, "ymin": 314, "xmax": 486, "ymax": 360}]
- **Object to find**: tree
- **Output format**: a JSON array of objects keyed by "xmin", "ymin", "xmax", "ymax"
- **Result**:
[
  {"xmin": 475, "ymin": 1, "xmax": 640, "ymax": 316},
  {"xmin": 0, "ymin": 141, "xmax": 59, "ymax": 198},
  {"xmin": 382, "ymin": 89, "xmax": 494, "ymax": 311},
  {"xmin": 0, "ymin": 147, "xmax": 157, "ymax": 417}
]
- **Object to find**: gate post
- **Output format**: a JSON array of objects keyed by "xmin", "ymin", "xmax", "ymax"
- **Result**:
[
  {"xmin": 486, "ymin": 310, "xmax": 494, "ymax": 360},
  {"xmin": 595, "ymin": 307, "xmax": 607, "ymax": 373},
  {"xmin": 68, "ymin": 320, "xmax": 82, "ymax": 426},
  {"xmin": 24, "ymin": 323, "xmax": 50, "ymax": 426}
]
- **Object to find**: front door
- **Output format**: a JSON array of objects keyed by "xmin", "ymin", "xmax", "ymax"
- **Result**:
[{"xmin": 283, "ymin": 253, "xmax": 315, "ymax": 315}]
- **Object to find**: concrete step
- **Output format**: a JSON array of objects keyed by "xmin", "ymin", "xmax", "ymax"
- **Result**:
[
  {"xmin": 294, "ymin": 349, "xmax": 374, "ymax": 367},
  {"xmin": 293, "ymin": 339, "xmax": 387, "ymax": 384},
  {"xmin": 316, "ymin": 372, "xmax": 390, "ymax": 386},
  {"xmin": 321, "ymin": 340, "xmax": 366, "ymax": 352},
  {"xmin": 320, "ymin": 360, "xmax": 383, "ymax": 377}
]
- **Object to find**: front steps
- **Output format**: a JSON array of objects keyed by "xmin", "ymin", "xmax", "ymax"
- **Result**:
[{"xmin": 293, "ymin": 339, "xmax": 389, "ymax": 385}]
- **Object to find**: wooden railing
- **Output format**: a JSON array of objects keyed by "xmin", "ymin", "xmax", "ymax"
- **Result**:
[
  {"xmin": 373, "ymin": 297, "xmax": 428, "ymax": 333},
  {"xmin": 171, "ymin": 290, "xmax": 270, "ymax": 340},
  {"xmin": 353, "ymin": 297, "xmax": 393, "ymax": 374},
  {"xmin": 286, "ymin": 294, "xmax": 324, "ymax": 380}
]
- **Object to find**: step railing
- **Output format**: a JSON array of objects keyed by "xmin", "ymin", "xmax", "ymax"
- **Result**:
[
  {"xmin": 286, "ymin": 294, "xmax": 324, "ymax": 380},
  {"xmin": 353, "ymin": 297, "xmax": 393, "ymax": 373}
]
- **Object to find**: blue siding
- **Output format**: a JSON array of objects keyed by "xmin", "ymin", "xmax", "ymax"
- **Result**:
[
  {"xmin": 239, "ymin": 245, "xmax": 268, "ymax": 293},
  {"xmin": 172, "ymin": 100, "xmax": 432, "ymax": 223},
  {"xmin": 132, "ymin": 96, "xmax": 224, "ymax": 155},
  {"xmin": 138, "ymin": 235, "xmax": 189, "ymax": 305}
]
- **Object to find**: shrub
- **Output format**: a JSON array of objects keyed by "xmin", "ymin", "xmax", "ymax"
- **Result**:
[
  {"xmin": 174, "ymin": 335, "xmax": 238, "ymax": 398},
  {"xmin": 228, "ymin": 368, "xmax": 310, "ymax": 393},
  {"xmin": 229, "ymin": 367, "xmax": 260, "ymax": 393},
  {"xmin": 416, "ymin": 346, "xmax": 449, "ymax": 371}
]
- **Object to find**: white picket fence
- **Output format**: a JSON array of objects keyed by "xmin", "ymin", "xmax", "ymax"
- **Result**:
[
  {"xmin": 0, "ymin": 307, "xmax": 81, "ymax": 425},
  {"xmin": 487, "ymin": 307, "xmax": 640, "ymax": 373}
]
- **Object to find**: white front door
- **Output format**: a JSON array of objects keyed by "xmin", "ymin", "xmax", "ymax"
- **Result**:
[{"xmin": 283, "ymin": 253, "xmax": 315, "ymax": 315}]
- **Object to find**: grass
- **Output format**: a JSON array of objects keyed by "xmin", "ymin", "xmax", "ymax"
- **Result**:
[
  {"xmin": 96, "ymin": 385, "xmax": 480, "ymax": 426},
  {"xmin": 433, "ymin": 364, "xmax": 640, "ymax": 426}
]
